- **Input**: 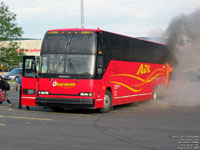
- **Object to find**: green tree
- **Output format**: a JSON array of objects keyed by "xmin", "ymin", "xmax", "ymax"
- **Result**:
[{"xmin": 0, "ymin": 2, "xmax": 24, "ymax": 70}]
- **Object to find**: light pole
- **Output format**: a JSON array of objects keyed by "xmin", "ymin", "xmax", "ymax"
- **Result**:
[{"xmin": 81, "ymin": 0, "xmax": 84, "ymax": 28}]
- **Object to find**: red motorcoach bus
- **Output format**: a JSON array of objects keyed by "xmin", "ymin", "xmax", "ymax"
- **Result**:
[{"xmin": 22, "ymin": 28, "xmax": 172, "ymax": 112}]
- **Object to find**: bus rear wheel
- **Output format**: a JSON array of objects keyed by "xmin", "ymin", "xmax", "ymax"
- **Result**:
[
  {"xmin": 152, "ymin": 86, "xmax": 160, "ymax": 100},
  {"xmin": 99, "ymin": 90, "xmax": 112, "ymax": 113}
]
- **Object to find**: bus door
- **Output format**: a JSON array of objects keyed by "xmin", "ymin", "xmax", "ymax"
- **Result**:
[{"xmin": 21, "ymin": 56, "xmax": 38, "ymax": 106}]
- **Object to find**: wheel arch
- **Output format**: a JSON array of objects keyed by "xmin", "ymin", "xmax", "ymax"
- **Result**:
[{"xmin": 106, "ymin": 87, "xmax": 112, "ymax": 94}]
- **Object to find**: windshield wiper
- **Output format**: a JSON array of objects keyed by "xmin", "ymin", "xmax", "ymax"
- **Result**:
[{"xmin": 65, "ymin": 32, "xmax": 74, "ymax": 53}]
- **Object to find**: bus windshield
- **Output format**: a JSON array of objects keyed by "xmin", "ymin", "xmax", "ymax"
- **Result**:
[
  {"xmin": 41, "ymin": 31, "xmax": 96, "ymax": 54},
  {"xmin": 40, "ymin": 31, "xmax": 97, "ymax": 78},
  {"xmin": 41, "ymin": 54, "xmax": 95, "ymax": 76}
]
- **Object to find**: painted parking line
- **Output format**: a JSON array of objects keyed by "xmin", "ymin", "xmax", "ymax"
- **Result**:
[
  {"xmin": 0, "ymin": 107, "xmax": 92, "ymax": 117},
  {"xmin": 0, "ymin": 108, "xmax": 17, "ymax": 111},
  {"xmin": 0, "ymin": 115, "xmax": 53, "ymax": 121},
  {"xmin": 46, "ymin": 112, "xmax": 92, "ymax": 117},
  {"xmin": 0, "ymin": 123, "xmax": 6, "ymax": 126}
]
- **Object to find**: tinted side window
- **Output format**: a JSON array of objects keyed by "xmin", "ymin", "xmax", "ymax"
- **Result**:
[
  {"xmin": 133, "ymin": 39, "xmax": 149, "ymax": 62},
  {"xmin": 110, "ymin": 34, "xmax": 122, "ymax": 60},
  {"xmin": 122, "ymin": 37, "xmax": 132, "ymax": 61},
  {"xmin": 149, "ymin": 43, "xmax": 167, "ymax": 63}
]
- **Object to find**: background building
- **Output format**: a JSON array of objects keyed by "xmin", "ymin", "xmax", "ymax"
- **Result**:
[
  {"xmin": 0, "ymin": 39, "xmax": 42, "ymax": 72},
  {"xmin": 16, "ymin": 39, "xmax": 42, "ymax": 56}
]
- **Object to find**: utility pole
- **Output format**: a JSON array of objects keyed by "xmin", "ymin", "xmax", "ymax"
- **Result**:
[{"xmin": 81, "ymin": 0, "xmax": 84, "ymax": 28}]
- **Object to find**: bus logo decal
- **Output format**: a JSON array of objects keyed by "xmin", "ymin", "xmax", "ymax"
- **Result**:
[
  {"xmin": 136, "ymin": 64, "xmax": 151, "ymax": 75},
  {"xmin": 53, "ymin": 81, "xmax": 76, "ymax": 88}
]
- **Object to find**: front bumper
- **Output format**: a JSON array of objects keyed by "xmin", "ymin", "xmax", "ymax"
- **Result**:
[{"xmin": 36, "ymin": 97, "xmax": 95, "ymax": 108}]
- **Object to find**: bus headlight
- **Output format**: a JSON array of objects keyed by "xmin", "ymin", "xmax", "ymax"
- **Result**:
[
  {"xmin": 38, "ymin": 91, "xmax": 49, "ymax": 95},
  {"xmin": 79, "ymin": 92, "xmax": 93, "ymax": 97}
]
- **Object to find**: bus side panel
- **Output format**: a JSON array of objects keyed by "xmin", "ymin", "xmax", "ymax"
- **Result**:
[
  {"xmin": 21, "ymin": 77, "xmax": 37, "ymax": 106},
  {"xmin": 93, "ymin": 80, "xmax": 105, "ymax": 109},
  {"xmin": 102, "ymin": 60, "xmax": 166, "ymax": 106}
]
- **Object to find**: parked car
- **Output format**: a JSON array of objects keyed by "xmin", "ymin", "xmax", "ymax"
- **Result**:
[{"xmin": 3, "ymin": 68, "xmax": 22, "ymax": 81}]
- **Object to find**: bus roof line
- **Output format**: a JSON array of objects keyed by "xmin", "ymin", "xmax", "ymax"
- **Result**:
[
  {"xmin": 48, "ymin": 28, "xmax": 101, "ymax": 32},
  {"xmin": 100, "ymin": 29, "xmax": 167, "ymax": 46},
  {"xmin": 47, "ymin": 28, "xmax": 166, "ymax": 46}
]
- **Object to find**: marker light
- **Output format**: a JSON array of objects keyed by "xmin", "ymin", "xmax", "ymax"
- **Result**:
[
  {"xmin": 49, "ymin": 31, "xmax": 58, "ymax": 34},
  {"xmin": 81, "ymin": 31, "xmax": 90, "ymax": 34},
  {"xmin": 98, "ymin": 51, "xmax": 103, "ymax": 55}
]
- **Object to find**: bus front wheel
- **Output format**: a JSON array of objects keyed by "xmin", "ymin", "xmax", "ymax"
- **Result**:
[{"xmin": 99, "ymin": 90, "xmax": 112, "ymax": 113}]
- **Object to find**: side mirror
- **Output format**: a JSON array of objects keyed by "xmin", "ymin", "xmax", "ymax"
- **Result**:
[
  {"xmin": 97, "ymin": 68, "xmax": 103, "ymax": 75},
  {"xmin": 97, "ymin": 56, "xmax": 103, "ymax": 75}
]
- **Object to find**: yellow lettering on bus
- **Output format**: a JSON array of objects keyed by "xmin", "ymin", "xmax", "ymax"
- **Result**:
[{"xmin": 136, "ymin": 64, "xmax": 151, "ymax": 75}]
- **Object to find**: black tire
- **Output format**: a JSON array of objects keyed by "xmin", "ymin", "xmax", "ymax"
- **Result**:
[
  {"xmin": 26, "ymin": 106, "xmax": 30, "ymax": 110},
  {"xmin": 51, "ymin": 107, "xmax": 65, "ymax": 112},
  {"xmin": 99, "ymin": 90, "xmax": 112, "ymax": 113}
]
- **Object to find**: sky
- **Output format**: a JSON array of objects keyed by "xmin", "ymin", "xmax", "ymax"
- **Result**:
[{"xmin": 2, "ymin": 0, "xmax": 200, "ymax": 39}]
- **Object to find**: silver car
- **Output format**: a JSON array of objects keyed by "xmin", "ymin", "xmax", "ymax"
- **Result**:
[{"xmin": 3, "ymin": 68, "xmax": 22, "ymax": 81}]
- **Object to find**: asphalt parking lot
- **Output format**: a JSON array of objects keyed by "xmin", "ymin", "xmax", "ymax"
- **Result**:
[{"xmin": 0, "ymin": 83, "xmax": 199, "ymax": 150}]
